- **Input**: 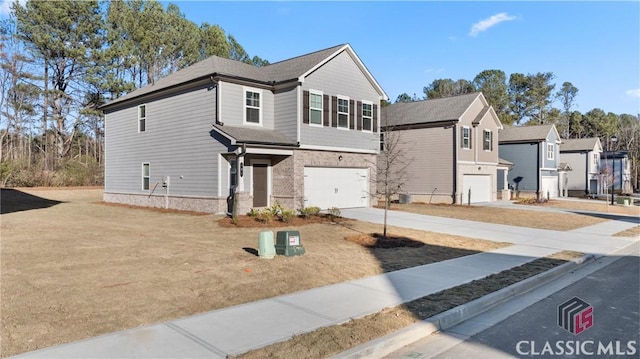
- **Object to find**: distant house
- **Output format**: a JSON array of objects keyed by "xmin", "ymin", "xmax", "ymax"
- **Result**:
[
  {"xmin": 559, "ymin": 138, "xmax": 603, "ymax": 197},
  {"xmin": 600, "ymin": 151, "xmax": 633, "ymax": 195},
  {"xmin": 100, "ymin": 44, "xmax": 388, "ymax": 213},
  {"xmin": 498, "ymin": 124, "xmax": 561, "ymax": 199},
  {"xmin": 380, "ymin": 92, "xmax": 503, "ymax": 204}
]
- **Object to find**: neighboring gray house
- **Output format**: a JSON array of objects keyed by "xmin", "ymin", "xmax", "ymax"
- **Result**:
[
  {"xmin": 100, "ymin": 44, "xmax": 388, "ymax": 213},
  {"xmin": 498, "ymin": 124, "xmax": 561, "ymax": 199},
  {"xmin": 559, "ymin": 138, "xmax": 603, "ymax": 197},
  {"xmin": 600, "ymin": 151, "xmax": 633, "ymax": 195},
  {"xmin": 380, "ymin": 92, "xmax": 503, "ymax": 204}
]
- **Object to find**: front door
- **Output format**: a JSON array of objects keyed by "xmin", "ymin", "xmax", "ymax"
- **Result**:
[{"xmin": 253, "ymin": 164, "xmax": 268, "ymax": 207}]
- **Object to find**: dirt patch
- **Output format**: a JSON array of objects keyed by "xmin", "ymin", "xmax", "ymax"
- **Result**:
[
  {"xmin": 234, "ymin": 251, "xmax": 583, "ymax": 359},
  {"xmin": 383, "ymin": 202, "xmax": 607, "ymax": 231},
  {"xmin": 0, "ymin": 188, "xmax": 506, "ymax": 357},
  {"xmin": 614, "ymin": 226, "xmax": 640, "ymax": 237}
]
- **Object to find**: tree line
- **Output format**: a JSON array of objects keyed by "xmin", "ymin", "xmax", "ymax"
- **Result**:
[
  {"xmin": 392, "ymin": 70, "xmax": 639, "ymax": 190},
  {"xmin": 0, "ymin": 0, "xmax": 267, "ymax": 187}
]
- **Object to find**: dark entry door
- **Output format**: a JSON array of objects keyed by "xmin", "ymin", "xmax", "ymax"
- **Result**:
[{"xmin": 253, "ymin": 164, "xmax": 268, "ymax": 207}]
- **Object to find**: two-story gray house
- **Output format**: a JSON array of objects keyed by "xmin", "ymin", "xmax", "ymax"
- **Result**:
[
  {"xmin": 559, "ymin": 138, "xmax": 602, "ymax": 197},
  {"xmin": 100, "ymin": 44, "xmax": 388, "ymax": 214},
  {"xmin": 498, "ymin": 124, "xmax": 561, "ymax": 199},
  {"xmin": 380, "ymin": 92, "xmax": 503, "ymax": 204}
]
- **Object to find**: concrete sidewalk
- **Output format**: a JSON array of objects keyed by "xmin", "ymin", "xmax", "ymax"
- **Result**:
[{"xmin": 12, "ymin": 209, "xmax": 638, "ymax": 359}]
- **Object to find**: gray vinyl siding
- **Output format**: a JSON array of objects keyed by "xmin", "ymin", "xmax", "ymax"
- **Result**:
[
  {"xmin": 219, "ymin": 82, "xmax": 275, "ymax": 129},
  {"xmin": 381, "ymin": 127, "xmax": 454, "ymax": 195},
  {"xmin": 300, "ymin": 51, "xmax": 380, "ymax": 151},
  {"xmin": 560, "ymin": 152, "xmax": 587, "ymax": 191},
  {"xmin": 499, "ymin": 143, "xmax": 539, "ymax": 192},
  {"xmin": 104, "ymin": 84, "xmax": 222, "ymax": 197},
  {"xmin": 274, "ymin": 87, "xmax": 298, "ymax": 140}
]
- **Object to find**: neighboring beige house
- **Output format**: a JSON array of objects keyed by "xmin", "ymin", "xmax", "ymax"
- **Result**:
[
  {"xmin": 380, "ymin": 92, "xmax": 503, "ymax": 204},
  {"xmin": 559, "ymin": 138, "xmax": 603, "ymax": 197}
]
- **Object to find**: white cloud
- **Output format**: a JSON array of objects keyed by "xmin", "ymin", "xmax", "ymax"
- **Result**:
[
  {"xmin": 469, "ymin": 12, "xmax": 517, "ymax": 37},
  {"xmin": 625, "ymin": 89, "xmax": 640, "ymax": 98}
]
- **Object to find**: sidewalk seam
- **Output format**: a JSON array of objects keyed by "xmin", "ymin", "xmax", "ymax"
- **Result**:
[{"xmin": 164, "ymin": 322, "xmax": 227, "ymax": 357}]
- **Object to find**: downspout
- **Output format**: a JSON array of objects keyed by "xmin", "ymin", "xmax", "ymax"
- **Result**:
[
  {"xmin": 452, "ymin": 124, "xmax": 458, "ymax": 204},
  {"xmin": 585, "ymin": 151, "xmax": 589, "ymax": 196},
  {"xmin": 231, "ymin": 143, "xmax": 247, "ymax": 220},
  {"xmin": 536, "ymin": 142, "xmax": 541, "ymax": 200}
]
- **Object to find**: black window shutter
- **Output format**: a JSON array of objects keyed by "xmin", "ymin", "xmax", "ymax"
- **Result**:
[
  {"xmin": 356, "ymin": 101, "xmax": 363, "ymax": 130},
  {"xmin": 373, "ymin": 104, "xmax": 378, "ymax": 132},
  {"xmin": 331, "ymin": 96, "xmax": 338, "ymax": 127},
  {"xmin": 303, "ymin": 90, "xmax": 309, "ymax": 124},
  {"xmin": 349, "ymin": 99, "xmax": 355, "ymax": 129},
  {"xmin": 323, "ymin": 94, "xmax": 330, "ymax": 126}
]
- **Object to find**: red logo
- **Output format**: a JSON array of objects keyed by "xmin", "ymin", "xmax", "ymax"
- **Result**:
[{"xmin": 558, "ymin": 297, "xmax": 593, "ymax": 335}]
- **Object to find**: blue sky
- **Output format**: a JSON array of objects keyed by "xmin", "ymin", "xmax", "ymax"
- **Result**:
[{"xmin": 2, "ymin": 1, "xmax": 639, "ymax": 115}]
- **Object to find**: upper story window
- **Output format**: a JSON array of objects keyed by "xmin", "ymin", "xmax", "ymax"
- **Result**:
[
  {"xmin": 461, "ymin": 126, "xmax": 471, "ymax": 149},
  {"xmin": 245, "ymin": 90, "xmax": 261, "ymax": 124},
  {"xmin": 483, "ymin": 130, "xmax": 492, "ymax": 151},
  {"xmin": 142, "ymin": 163, "xmax": 150, "ymax": 190},
  {"xmin": 138, "ymin": 105, "xmax": 146, "ymax": 132},
  {"xmin": 379, "ymin": 133, "xmax": 385, "ymax": 151},
  {"xmin": 362, "ymin": 102, "xmax": 373, "ymax": 132},
  {"xmin": 592, "ymin": 153, "xmax": 599, "ymax": 167},
  {"xmin": 309, "ymin": 92, "xmax": 323, "ymax": 125},
  {"xmin": 547, "ymin": 143, "xmax": 554, "ymax": 160},
  {"xmin": 337, "ymin": 97, "xmax": 349, "ymax": 129}
]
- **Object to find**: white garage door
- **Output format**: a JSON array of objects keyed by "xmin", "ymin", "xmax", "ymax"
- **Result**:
[
  {"xmin": 304, "ymin": 167, "xmax": 369, "ymax": 209},
  {"xmin": 540, "ymin": 176, "xmax": 558, "ymax": 199},
  {"xmin": 462, "ymin": 175, "xmax": 491, "ymax": 203}
]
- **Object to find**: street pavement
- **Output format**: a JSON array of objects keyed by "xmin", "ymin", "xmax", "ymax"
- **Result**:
[
  {"xmin": 384, "ymin": 246, "xmax": 640, "ymax": 359},
  {"xmin": 12, "ymin": 206, "xmax": 639, "ymax": 359}
]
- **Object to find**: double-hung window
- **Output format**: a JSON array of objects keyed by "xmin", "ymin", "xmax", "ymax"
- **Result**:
[
  {"xmin": 142, "ymin": 163, "xmax": 150, "ymax": 190},
  {"xmin": 362, "ymin": 102, "xmax": 373, "ymax": 132},
  {"xmin": 461, "ymin": 126, "xmax": 471, "ymax": 149},
  {"xmin": 245, "ymin": 90, "xmax": 261, "ymax": 124},
  {"xmin": 337, "ymin": 98, "xmax": 349, "ymax": 129},
  {"xmin": 309, "ymin": 92, "xmax": 323, "ymax": 125},
  {"xmin": 138, "ymin": 105, "xmax": 146, "ymax": 132},
  {"xmin": 483, "ymin": 130, "xmax": 492, "ymax": 151},
  {"xmin": 547, "ymin": 143, "xmax": 554, "ymax": 160}
]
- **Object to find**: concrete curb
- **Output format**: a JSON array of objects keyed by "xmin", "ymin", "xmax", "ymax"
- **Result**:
[{"xmin": 332, "ymin": 253, "xmax": 596, "ymax": 359}]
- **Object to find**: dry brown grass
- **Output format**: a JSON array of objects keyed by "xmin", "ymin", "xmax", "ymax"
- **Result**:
[
  {"xmin": 614, "ymin": 226, "xmax": 640, "ymax": 237},
  {"xmin": 542, "ymin": 199, "xmax": 639, "ymax": 216},
  {"xmin": 235, "ymin": 250, "xmax": 583, "ymax": 359},
  {"xmin": 0, "ymin": 188, "xmax": 506, "ymax": 357},
  {"xmin": 385, "ymin": 202, "xmax": 608, "ymax": 231}
]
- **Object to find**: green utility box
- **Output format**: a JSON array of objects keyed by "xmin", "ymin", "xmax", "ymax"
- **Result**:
[
  {"xmin": 275, "ymin": 231, "xmax": 305, "ymax": 257},
  {"xmin": 258, "ymin": 231, "xmax": 276, "ymax": 259}
]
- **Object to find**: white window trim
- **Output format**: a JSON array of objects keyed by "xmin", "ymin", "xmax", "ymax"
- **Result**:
[
  {"xmin": 462, "ymin": 126, "xmax": 471, "ymax": 150},
  {"xmin": 547, "ymin": 143, "xmax": 555, "ymax": 160},
  {"xmin": 138, "ymin": 104, "xmax": 146, "ymax": 133},
  {"xmin": 243, "ymin": 87, "xmax": 262, "ymax": 126},
  {"xmin": 142, "ymin": 162, "xmax": 150, "ymax": 191},
  {"xmin": 309, "ymin": 89, "xmax": 323, "ymax": 127},
  {"xmin": 249, "ymin": 159, "xmax": 271, "ymax": 207},
  {"xmin": 361, "ymin": 100, "xmax": 373, "ymax": 133},
  {"xmin": 336, "ymin": 95, "xmax": 350, "ymax": 130},
  {"xmin": 483, "ymin": 129, "xmax": 492, "ymax": 151}
]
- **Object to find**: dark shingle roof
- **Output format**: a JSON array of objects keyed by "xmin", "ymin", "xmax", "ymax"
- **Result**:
[
  {"xmin": 382, "ymin": 93, "xmax": 481, "ymax": 126},
  {"xmin": 102, "ymin": 44, "xmax": 348, "ymax": 109},
  {"xmin": 499, "ymin": 124, "xmax": 556, "ymax": 143},
  {"xmin": 212, "ymin": 124, "xmax": 297, "ymax": 146},
  {"xmin": 560, "ymin": 138, "xmax": 601, "ymax": 152}
]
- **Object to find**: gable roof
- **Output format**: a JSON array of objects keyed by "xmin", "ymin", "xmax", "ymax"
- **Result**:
[
  {"xmin": 101, "ymin": 44, "xmax": 386, "ymax": 110},
  {"xmin": 560, "ymin": 138, "xmax": 602, "ymax": 152},
  {"xmin": 499, "ymin": 124, "xmax": 558, "ymax": 143},
  {"xmin": 382, "ymin": 92, "xmax": 482, "ymax": 126}
]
